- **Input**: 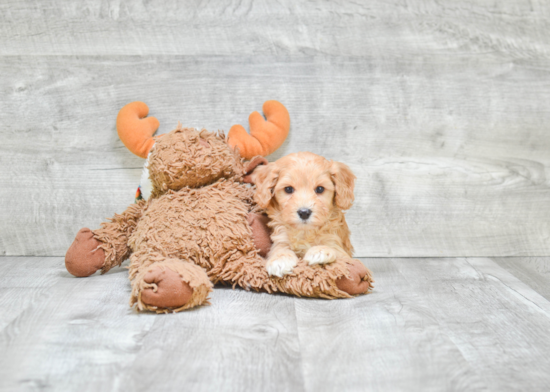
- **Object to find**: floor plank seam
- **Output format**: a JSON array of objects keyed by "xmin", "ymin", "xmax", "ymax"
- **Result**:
[{"xmin": 292, "ymin": 298, "xmax": 309, "ymax": 392}]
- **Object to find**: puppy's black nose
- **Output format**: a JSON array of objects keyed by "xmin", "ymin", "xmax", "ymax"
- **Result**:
[{"xmin": 297, "ymin": 208, "xmax": 312, "ymax": 221}]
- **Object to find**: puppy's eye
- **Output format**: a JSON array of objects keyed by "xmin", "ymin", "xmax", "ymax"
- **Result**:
[
  {"xmin": 315, "ymin": 186, "xmax": 325, "ymax": 194},
  {"xmin": 284, "ymin": 186, "xmax": 294, "ymax": 194}
]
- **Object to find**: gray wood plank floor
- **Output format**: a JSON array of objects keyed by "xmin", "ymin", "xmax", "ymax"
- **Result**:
[
  {"xmin": 1, "ymin": 1, "xmax": 550, "ymax": 257},
  {"xmin": 1, "ymin": 256, "xmax": 549, "ymax": 391}
]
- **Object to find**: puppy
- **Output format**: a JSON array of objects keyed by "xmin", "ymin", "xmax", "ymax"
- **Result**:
[{"xmin": 253, "ymin": 152, "xmax": 356, "ymax": 277}]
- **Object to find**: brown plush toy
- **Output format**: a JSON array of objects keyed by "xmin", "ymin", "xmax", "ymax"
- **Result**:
[{"xmin": 65, "ymin": 101, "xmax": 373, "ymax": 313}]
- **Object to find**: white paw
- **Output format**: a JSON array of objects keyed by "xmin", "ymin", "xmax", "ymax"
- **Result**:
[
  {"xmin": 304, "ymin": 246, "xmax": 337, "ymax": 265},
  {"xmin": 266, "ymin": 255, "xmax": 298, "ymax": 278}
]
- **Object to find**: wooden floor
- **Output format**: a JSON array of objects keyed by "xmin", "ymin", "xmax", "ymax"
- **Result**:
[{"xmin": 1, "ymin": 256, "xmax": 549, "ymax": 391}]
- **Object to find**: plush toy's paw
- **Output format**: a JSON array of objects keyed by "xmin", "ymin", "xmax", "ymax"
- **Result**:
[
  {"xmin": 266, "ymin": 251, "xmax": 299, "ymax": 278},
  {"xmin": 247, "ymin": 213, "xmax": 272, "ymax": 258},
  {"xmin": 141, "ymin": 267, "xmax": 194, "ymax": 309},
  {"xmin": 336, "ymin": 260, "xmax": 374, "ymax": 295},
  {"xmin": 303, "ymin": 246, "xmax": 338, "ymax": 265},
  {"xmin": 65, "ymin": 228, "xmax": 106, "ymax": 277}
]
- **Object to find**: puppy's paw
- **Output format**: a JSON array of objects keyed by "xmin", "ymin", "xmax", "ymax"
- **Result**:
[
  {"xmin": 304, "ymin": 246, "xmax": 338, "ymax": 265},
  {"xmin": 266, "ymin": 252, "xmax": 299, "ymax": 278}
]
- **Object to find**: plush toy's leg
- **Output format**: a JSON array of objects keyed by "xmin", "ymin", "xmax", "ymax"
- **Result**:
[
  {"xmin": 243, "ymin": 212, "xmax": 373, "ymax": 297},
  {"xmin": 269, "ymin": 257, "xmax": 373, "ymax": 299},
  {"xmin": 128, "ymin": 253, "xmax": 213, "ymax": 313},
  {"xmin": 217, "ymin": 249, "xmax": 373, "ymax": 299},
  {"xmin": 335, "ymin": 259, "xmax": 373, "ymax": 295},
  {"xmin": 65, "ymin": 200, "xmax": 147, "ymax": 277},
  {"xmin": 213, "ymin": 251, "xmax": 275, "ymax": 293}
]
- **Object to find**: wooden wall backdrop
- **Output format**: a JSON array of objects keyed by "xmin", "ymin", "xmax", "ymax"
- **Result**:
[{"xmin": 1, "ymin": 0, "xmax": 549, "ymax": 257}]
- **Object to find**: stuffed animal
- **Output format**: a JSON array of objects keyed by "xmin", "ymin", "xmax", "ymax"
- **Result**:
[{"xmin": 65, "ymin": 101, "xmax": 373, "ymax": 313}]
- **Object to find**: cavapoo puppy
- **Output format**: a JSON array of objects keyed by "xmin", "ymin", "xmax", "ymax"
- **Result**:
[{"xmin": 253, "ymin": 152, "xmax": 356, "ymax": 277}]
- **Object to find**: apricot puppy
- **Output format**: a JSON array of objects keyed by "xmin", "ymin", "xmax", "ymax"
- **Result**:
[{"xmin": 253, "ymin": 152, "xmax": 356, "ymax": 277}]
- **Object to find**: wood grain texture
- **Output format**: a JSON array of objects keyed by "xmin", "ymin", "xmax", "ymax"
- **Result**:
[
  {"xmin": 1, "ymin": 0, "xmax": 550, "ymax": 58},
  {"xmin": 1, "ymin": 54, "xmax": 549, "ymax": 257},
  {"xmin": 492, "ymin": 257, "xmax": 550, "ymax": 301},
  {"xmin": 0, "ymin": 257, "xmax": 303, "ymax": 392},
  {"xmin": 1, "ymin": 257, "xmax": 550, "ymax": 391},
  {"xmin": 392, "ymin": 257, "xmax": 550, "ymax": 390},
  {"xmin": 0, "ymin": 257, "xmax": 61, "ymax": 330},
  {"xmin": 295, "ymin": 257, "xmax": 550, "ymax": 391},
  {"xmin": 1, "ymin": 0, "xmax": 550, "ymax": 257},
  {"xmin": 117, "ymin": 289, "xmax": 304, "ymax": 392}
]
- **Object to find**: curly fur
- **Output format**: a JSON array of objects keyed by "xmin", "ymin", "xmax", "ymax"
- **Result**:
[
  {"xmin": 93, "ymin": 200, "xmax": 147, "ymax": 274},
  {"xmin": 87, "ymin": 127, "xmax": 370, "ymax": 312},
  {"xmin": 148, "ymin": 126, "xmax": 243, "ymax": 196},
  {"xmin": 253, "ymin": 152, "xmax": 358, "ymax": 277}
]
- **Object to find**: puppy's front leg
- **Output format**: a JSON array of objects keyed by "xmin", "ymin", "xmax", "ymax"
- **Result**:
[
  {"xmin": 266, "ymin": 227, "xmax": 299, "ymax": 277},
  {"xmin": 304, "ymin": 245, "xmax": 345, "ymax": 266},
  {"xmin": 266, "ymin": 246, "xmax": 299, "ymax": 278}
]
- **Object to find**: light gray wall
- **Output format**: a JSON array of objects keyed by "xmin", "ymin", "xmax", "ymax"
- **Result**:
[{"xmin": 1, "ymin": 0, "xmax": 549, "ymax": 257}]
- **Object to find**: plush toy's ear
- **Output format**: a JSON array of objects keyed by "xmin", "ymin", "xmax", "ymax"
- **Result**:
[
  {"xmin": 243, "ymin": 156, "xmax": 269, "ymax": 184},
  {"xmin": 227, "ymin": 100, "xmax": 290, "ymax": 159},
  {"xmin": 116, "ymin": 102, "xmax": 160, "ymax": 158}
]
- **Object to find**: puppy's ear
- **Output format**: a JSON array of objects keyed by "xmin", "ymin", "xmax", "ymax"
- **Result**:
[
  {"xmin": 254, "ymin": 162, "xmax": 280, "ymax": 208},
  {"xmin": 330, "ymin": 161, "xmax": 356, "ymax": 210}
]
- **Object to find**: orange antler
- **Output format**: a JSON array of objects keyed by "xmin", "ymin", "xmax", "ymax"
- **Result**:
[
  {"xmin": 116, "ymin": 102, "xmax": 160, "ymax": 158},
  {"xmin": 227, "ymin": 100, "xmax": 290, "ymax": 159}
]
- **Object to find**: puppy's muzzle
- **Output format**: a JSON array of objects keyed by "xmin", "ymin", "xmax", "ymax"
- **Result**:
[{"xmin": 297, "ymin": 208, "xmax": 312, "ymax": 221}]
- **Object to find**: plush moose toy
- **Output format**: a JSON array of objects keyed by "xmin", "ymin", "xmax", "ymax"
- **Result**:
[{"xmin": 65, "ymin": 101, "xmax": 372, "ymax": 313}]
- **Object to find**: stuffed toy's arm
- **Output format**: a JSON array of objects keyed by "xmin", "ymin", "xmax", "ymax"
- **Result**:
[
  {"xmin": 93, "ymin": 200, "xmax": 147, "ymax": 271},
  {"xmin": 227, "ymin": 100, "xmax": 290, "ymax": 159},
  {"xmin": 65, "ymin": 200, "xmax": 147, "ymax": 277}
]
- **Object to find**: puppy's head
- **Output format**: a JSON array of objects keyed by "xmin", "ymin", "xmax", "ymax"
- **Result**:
[{"xmin": 254, "ymin": 152, "xmax": 355, "ymax": 229}]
